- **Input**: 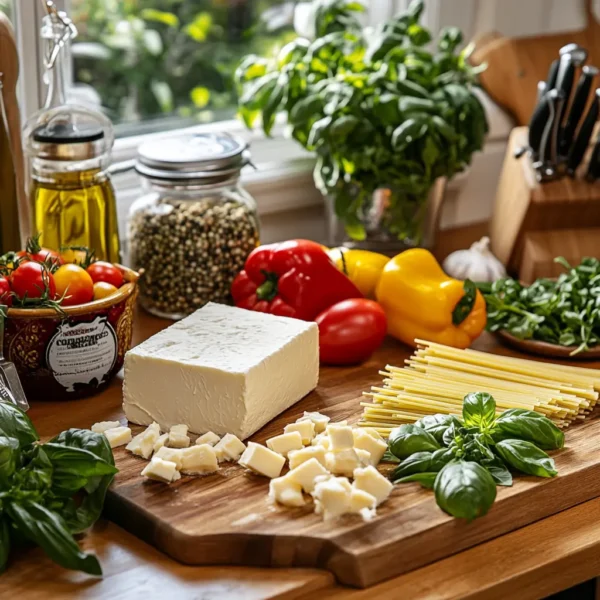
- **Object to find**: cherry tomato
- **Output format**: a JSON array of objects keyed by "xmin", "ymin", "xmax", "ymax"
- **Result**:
[
  {"xmin": 60, "ymin": 248, "xmax": 87, "ymax": 265},
  {"xmin": 87, "ymin": 261, "xmax": 124, "ymax": 288},
  {"xmin": 0, "ymin": 277, "xmax": 12, "ymax": 307},
  {"xmin": 54, "ymin": 264, "xmax": 94, "ymax": 306},
  {"xmin": 93, "ymin": 281, "xmax": 118, "ymax": 300},
  {"xmin": 11, "ymin": 262, "xmax": 56, "ymax": 300},
  {"xmin": 17, "ymin": 248, "xmax": 62, "ymax": 265},
  {"xmin": 315, "ymin": 299, "xmax": 387, "ymax": 365}
]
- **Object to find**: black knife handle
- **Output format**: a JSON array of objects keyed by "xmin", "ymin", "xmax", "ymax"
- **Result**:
[
  {"xmin": 529, "ymin": 93, "xmax": 552, "ymax": 159},
  {"xmin": 544, "ymin": 92, "xmax": 565, "ymax": 167},
  {"xmin": 585, "ymin": 136, "xmax": 600, "ymax": 181},
  {"xmin": 560, "ymin": 65, "xmax": 598, "ymax": 154},
  {"xmin": 567, "ymin": 89, "xmax": 600, "ymax": 175},
  {"xmin": 545, "ymin": 59, "xmax": 560, "ymax": 90}
]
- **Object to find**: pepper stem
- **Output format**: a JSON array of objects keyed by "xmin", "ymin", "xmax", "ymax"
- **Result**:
[{"xmin": 256, "ymin": 271, "xmax": 278, "ymax": 301}]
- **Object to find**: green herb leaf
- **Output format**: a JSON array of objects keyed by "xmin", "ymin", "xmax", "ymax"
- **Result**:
[
  {"xmin": 381, "ymin": 449, "xmax": 400, "ymax": 463},
  {"xmin": 434, "ymin": 460, "xmax": 497, "ymax": 521},
  {"xmin": 462, "ymin": 392, "xmax": 497, "ymax": 430},
  {"xmin": 0, "ymin": 436, "xmax": 20, "ymax": 484},
  {"xmin": 394, "ymin": 472, "xmax": 437, "ymax": 489},
  {"xmin": 390, "ymin": 451, "xmax": 432, "ymax": 480},
  {"xmin": 495, "ymin": 439, "xmax": 557, "ymax": 478},
  {"xmin": 492, "ymin": 409, "xmax": 564, "ymax": 450},
  {"xmin": 389, "ymin": 424, "xmax": 441, "ymax": 459},
  {"xmin": 452, "ymin": 279, "xmax": 477, "ymax": 325},
  {"xmin": 0, "ymin": 403, "xmax": 38, "ymax": 446},
  {"xmin": 415, "ymin": 414, "xmax": 462, "ymax": 444},
  {"xmin": 481, "ymin": 456, "xmax": 513, "ymax": 486}
]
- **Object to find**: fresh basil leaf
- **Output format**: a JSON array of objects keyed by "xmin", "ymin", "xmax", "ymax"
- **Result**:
[
  {"xmin": 495, "ymin": 439, "xmax": 557, "ymax": 478},
  {"xmin": 14, "ymin": 446, "xmax": 53, "ymax": 494},
  {"xmin": 492, "ymin": 409, "xmax": 564, "ymax": 450},
  {"xmin": 0, "ymin": 518, "xmax": 8, "ymax": 573},
  {"xmin": 462, "ymin": 392, "xmax": 497, "ymax": 430},
  {"xmin": 0, "ymin": 436, "xmax": 19, "ymax": 484},
  {"xmin": 452, "ymin": 279, "xmax": 477, "ymax": 325},
  {"xmin": 389, "ymin": 424, "xmax": 441, "ymax": 459},
  {"xmin": 434, "ymin": 460, "xmax": 497, "ymax": 521},
  {"xmin": 0, "ymin": 403, "xmax": 38, "ymax": 446},
  {"xmin": 394, "ymin": 472, "xmax": 437, "ymax": 489},
  {"xmin": 481, "ymin": 456, "xmax": 513, "ymax": 486},
  {"xmin": 381, "ymin": 449, "xmax": 400, "ymax": 463},
  {"xmin": 390, "ymin": 451, "xmax": 432, "ymax": 481},
  {"xmin": 42, "ymin": 443, "xmax": 118, "ymax": 479},
  {"xmin": 7, "ymin": 501, "xmax": 102, "ymax": 576},
  {"xmin": 415, "ymin": 414, "xmax": 462, "ymax": 444}
]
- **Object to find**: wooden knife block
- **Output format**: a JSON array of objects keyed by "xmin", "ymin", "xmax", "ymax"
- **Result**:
[{"xmin": 490, "ymin": 126, "xmax": 600, "ymax": 275}]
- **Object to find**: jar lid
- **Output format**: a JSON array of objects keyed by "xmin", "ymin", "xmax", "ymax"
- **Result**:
[{"xmin": 135, "ymin": 133, "xmax": 250, "ymax": 182}]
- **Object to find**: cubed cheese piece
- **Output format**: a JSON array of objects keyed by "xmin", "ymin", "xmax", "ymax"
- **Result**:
[
  {"xmin": 196, "ymin": 431, "xmax": 220, "ymax": 447},
  {"xmin": 91, "ymin": 421, "xmax": 121, "ymax": 434},
  {"xmin": 355, "ymin": 448, "xmax": 372, "ymax": 467},
  {"xmin": 312, "ymin": 433, "xmax": 330, "ymax": 450},
  {"xmin": 180, "ymin": 444, "xmax": 219, "ymax": 474},
  {"xmin": 326, "ymin": 448, "xmax": 361, "ymax": 477},
  {"xmin": 269, "ymin": 476, "xmax": 305, "ymax": 507},
  {"xmin": 153, "ymin": 433, "xmax": 168, "ymax": 453},
  {"xmin": 349, "ymin": 488, "xmax": 377, "ymax": 513},
  {"xmin": 239, "ymin": 442, "xmax": 285, "ymax": 479},
  {"xmin": 103, "ymin": 426, "xmax": 132, "ymax": 448},
  {"xmin": 311, "ymin": 477, "xmax": 351, "ymax": 520},
  {"xmin": 297, "ymin": 411, "xmax": 330, "ymax": 434},
  {"xmin": 288, "ymin": 445, "xmax": 327, "ymax": 470},
  {"xmin": 283, "ymin": 421, "xmax": 315, "ymax": 445},
  {"xmin": 154, "ymin": 446, "xmax": 184, "ymax": 470},
  {"xmin": 214, "ymin": 433, "xmax": 246, "ymax": 462},
  {"xmin": 287, "ymin": 457, "xmax": 329, "ymax": 493},
  {"xmin": 353, "ymin": 429, "xmax": 387, "ymax": 466},
  {"xmin": 326, "ymin": 424, "xmax": 354, "ymax": 451},
  {"xmin": 168, "ymin": 424, "xmax": 190, "ymax": 448},
  {"xmin": 364, "ymin": 428, "xmax": 383, "ymax": 440},
  {"xmin": 141, "ymin": 457, "xmax": 181, "ymax": 483},
  {"xmin": 126, "ymin": 422, "xmax": 160, "ymax": 459},
  {"xmin": 266, "ymin": 431, "xmax": 303, "ymax": 457},
  {"xmin": 353, "ymin": 466, "xmax": 394, "ymax": 506},
  {"xmin": 123, "ymin": 303, "xmax": 319, "ymax": 440}
]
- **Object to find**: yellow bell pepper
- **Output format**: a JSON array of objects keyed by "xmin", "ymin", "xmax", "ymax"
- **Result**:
[
  {"xmin": 375, "ymin": 248, "xmax": 487, "ymax": 349},
  {"xmin": 327, "ymin": 247, "xmax": 390, "ymax": 299}
]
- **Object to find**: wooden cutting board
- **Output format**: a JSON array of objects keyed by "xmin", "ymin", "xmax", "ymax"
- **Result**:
[{"xmin": 104, "ymin": 340, "xmax": 600, "ymax": 589}]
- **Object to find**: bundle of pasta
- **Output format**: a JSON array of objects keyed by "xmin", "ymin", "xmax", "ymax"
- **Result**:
[{"xmin": 359, "ymin": 340, "xmax": 600, "ymax": 437}]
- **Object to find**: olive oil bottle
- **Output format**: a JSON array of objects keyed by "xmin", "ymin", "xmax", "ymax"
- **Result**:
[{"xmin": 24, "ymin": 4, "xmax": 120, "ymax": 262}]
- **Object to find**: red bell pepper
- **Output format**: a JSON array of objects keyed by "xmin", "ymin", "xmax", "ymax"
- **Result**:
[{"xmin": 231, "ymin": 240, "xmax": 363, "ymax": 320}]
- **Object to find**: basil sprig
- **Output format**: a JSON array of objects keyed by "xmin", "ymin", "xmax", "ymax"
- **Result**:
[
  {"xmin": 0, "ymin": 404, "xmax": 118, "ymax": 575},
  {"xmin": 388, "ymin": 392, "xmax": 563, "ymax": 521}
]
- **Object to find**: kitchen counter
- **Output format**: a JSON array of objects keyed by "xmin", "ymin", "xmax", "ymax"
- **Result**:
[{"xmin": 3, "ymin": 309, "xmax": 600, "ymax": 600}]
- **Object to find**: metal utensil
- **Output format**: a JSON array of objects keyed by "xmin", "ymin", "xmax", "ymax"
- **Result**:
[
  {"xmin": 567, "ymin": 88, "xmax": 600, "ymax": 176},
  {"xmin": 559, "ymin": 43, "xmax": 588, "ymax": 66},
  {"xmin": 0, "ymin": 308, "xmax": 28, "ymax": 410},
  {"xmin": 538, "ymin": 89, "xmax": 565, "ymax": 181},
  {"xmin": 545, "ymin": 59, "xmax": 560, "ymax": 90}
]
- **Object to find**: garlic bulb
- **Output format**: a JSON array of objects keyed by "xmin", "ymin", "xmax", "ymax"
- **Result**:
[{"xmin": 443, "ymin": 237, "xmax": 506, "ymax": 282}]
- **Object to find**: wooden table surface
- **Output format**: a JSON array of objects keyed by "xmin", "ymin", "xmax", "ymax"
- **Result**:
[{"xmin": 4, "ymin": 310, "xmax": 600, "ymax": 600}]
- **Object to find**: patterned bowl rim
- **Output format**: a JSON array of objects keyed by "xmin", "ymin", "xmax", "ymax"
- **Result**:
[{"xmin": 7, "ymin": 264, "xmax": 141, "ymax": 319}]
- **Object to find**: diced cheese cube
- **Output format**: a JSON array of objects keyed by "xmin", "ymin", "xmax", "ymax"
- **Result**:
[
  {"xmin": 180, "ymin": 444, "xmax": 219, "ymax": 474},
  {"xmin": 266, "ymin": 431, "xmax": 303, "ymax": 457},
  {"xmin": 168, "ymin": 424, "xmax": 190, "ymax": 448},
  {"xmin": 349, "ymin": 488, "xmax": 377, "ymax": 513},
  {"xmin": 214, "ymin": 433, "xmax": 246, "ymax": 462},
  {"xmin": 353, "ymin": 429, "xmax": 387, "ymax": 466},
  {"xmin": 326, "ymin": 449, "xmax": 361, "ymax": 477},
  {"xmin": 353, "ymin": 466, "xmax": 394, "ymax": 506},
  {"xmin": 287, "ymin": 457, "xmax": 329, "ymax": 492},
  {"xmin": 326, "ymin": 424, "xmax": 354, "ymax": 451},
  {"xmin": 126, "ymin": 422, "xmax": 160, "ymax": 459},
  {"xmin": 288, "ymin": 445, "xmax": 327, "ymax": 470},
  {"xmin": 195, "ymin": 431, "xmax": 220, "ymax": 446},
  {"xmin": 154, "ymin": 446, "xmax": 184, "ymax": 470},
  {"xmin": 153, "ymin": 433, "xmax": 168, "ymax": 453},
  {"xmin": 283, "ymin": 421, "xmax": 315, "ymax": 445},
  {"xmin": 141, "ymin": 457, "xmax": 181, "ymax": 483},
  {"xmin": 312, "ymin": 433, "xmax": 330, "ymax": 450},
  {"xmin": 269, "ymin": 476, "xmax": 305, "ymax": 507},
  {"xmin": 239, "ymin": 442, "xmax": 285, "ymax": 478},
  {"xmin": 91, "ymin": 420, "xmax": 121, "ymax": 434},
  {"xmin": 297, "ymin": 411, "xmax": 330, "ymax": 434},
  {"xmin": 123, "ymin": 303, "xmax": 319, "ymax": 440},
  {"xmin": 363, "ymin": 428, "xmax": 383, "ymax": 440},
  {"xmin": 355, "ymin": 448, "xmax": 372, "ymax": 467},
  {"xmin": 103, "ymin": 426, "xmax": 132, "ymax": 448},
  {"xmin": 311, "ymin": 477, "xmax": 351, "ymax": 520}
]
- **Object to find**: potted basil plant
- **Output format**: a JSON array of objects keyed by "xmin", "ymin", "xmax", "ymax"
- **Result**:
[{"xmin": 235, "ymin": 0, "xmax": 488, "ymax": 251}]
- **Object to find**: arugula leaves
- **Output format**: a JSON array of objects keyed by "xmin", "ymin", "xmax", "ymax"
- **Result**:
[
  {"xmin": 0, "ymin": 404, "xmax": 117, "ymax": 575},
  {"xmin": 388, "ymin": 392, "xmax": 562, "ymax": 520},
  {"xmin": 478, "ymin": 257, "xmax": 600, "ymax": 355},
  {"xmin": 235, "ymin": 0, "xmax": 488, "ymax": 242}
]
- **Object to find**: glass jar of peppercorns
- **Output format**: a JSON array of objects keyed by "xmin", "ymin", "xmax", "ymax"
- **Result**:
[{"xmin": 128, "ymin": 133, "xmax": 260, "ymax": 319}]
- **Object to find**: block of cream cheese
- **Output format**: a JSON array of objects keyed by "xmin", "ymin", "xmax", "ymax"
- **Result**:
[{"xmin": 123, "ymin": 303, "xmax": 319, "ymax": 440}]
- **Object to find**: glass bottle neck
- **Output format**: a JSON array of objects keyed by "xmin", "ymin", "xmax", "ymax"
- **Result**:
[{"xmin": 42, "ymin": 17, "xmax": 71, "ymax": 109}]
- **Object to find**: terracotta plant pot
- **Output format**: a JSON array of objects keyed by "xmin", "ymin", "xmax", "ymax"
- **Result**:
[{"xmin": 5, "ymin": 265, "xmax": 139, "ymax": 401}]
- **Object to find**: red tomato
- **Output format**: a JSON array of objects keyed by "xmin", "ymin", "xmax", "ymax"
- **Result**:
[
  {"xmin": 17, "ymin": 248, "xmax": 62, "ymax": 265},
  {"xmin": 54, "ymin": 264, "xmax": 94, "ymax": 306},
  {"xmin": 86, "ymin": 261, "xmax": 124, "ymax": 288},
  {"xmin": 11, "ymin": 262, "xmax": 56, "ymax": 300},
  {"xmin": 315, "ymin": 299, "xmax": 387, "ymax": 365},
  {"xmin": 0, "ymin": 277, "xmax": 12, "ymax": 307}
]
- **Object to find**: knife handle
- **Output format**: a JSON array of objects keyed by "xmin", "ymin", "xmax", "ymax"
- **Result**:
[
  {"xmin": 560, "ymin": 65, "xmax": 598, "ymax": 155},
  {"xmin": 567, "ymin": 89, "xmax": 600, "ymax": 176},
  {"xmin": 529, "ymin": 92, "xmax": 551, "ymax": 159},
  {"xmin": 545, "ymin": 59, "xmax": 560, "ymax": 90},
  {"xmin": 542, "ymin": 92, "xmax": 565, "ymax": 167}
]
